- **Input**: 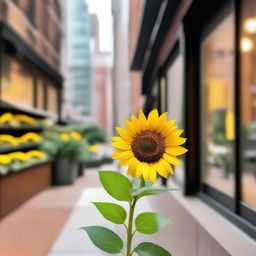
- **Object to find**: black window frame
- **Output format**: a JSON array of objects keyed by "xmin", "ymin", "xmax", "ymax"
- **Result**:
[{"xmin": 183, "ymin": 0, "xmax": 256, "ymax": 239}]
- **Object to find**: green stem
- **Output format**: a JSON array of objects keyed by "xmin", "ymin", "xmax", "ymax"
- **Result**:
[{"xmin": 126, "ymin": 198, "xmax": 137, "ymax": 256}]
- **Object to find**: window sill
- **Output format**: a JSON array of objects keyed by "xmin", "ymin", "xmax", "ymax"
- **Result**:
[{"xmin": 167, "ymin": 179, "xmax": 256, "ymax": 255}]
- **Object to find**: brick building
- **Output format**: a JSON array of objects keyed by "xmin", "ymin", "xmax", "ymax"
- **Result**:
[{"xmin": 0, "ymin": 0, "xmax": 62, "ymax": 119}]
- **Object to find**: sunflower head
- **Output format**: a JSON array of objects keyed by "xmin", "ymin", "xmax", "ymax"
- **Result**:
[{"xmin": 112, "ymin": 109, "xmax": 187, "ymax": 183}]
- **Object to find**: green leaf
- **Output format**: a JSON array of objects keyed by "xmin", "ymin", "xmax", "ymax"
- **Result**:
[
  {"xmin": 130, "ymin": 179, "xmax": 152, "ymax": 197},
  {"xmin": 99, "ymin": 171, "xmax": 132, "ymax": 202},
  {"xmin": 80, "ymin": 226, "xmax": 123, "ymax": 254},
  {"xmin": 138, "ymin": 188, "xmax": 179, "ymax": 198},
  {"xmin": 135, "ymin": 212, "xmax": 170, "ymax": 234},
  {"xmin": 134, "ymin": 242, "xmax": 172, "ymax": 256},
  {"xmin": 92, "ymin": 202, "xmax": 127, "ymax": 224},
  {"xmin": 132, "ymin": 178, "xmax": 141, "ymax": 189}
]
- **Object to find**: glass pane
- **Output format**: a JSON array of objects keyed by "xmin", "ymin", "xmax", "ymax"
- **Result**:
[
  {"xmin": 240, "ymin": 0, "xmax": 256, "ymax": 210},
  {"xmin": 47, "ymin": 83, "xmax": 58, "ymax": 114},
  {"xmin": 37, "ymin": 78, "xmax": 45, "ymax": 110},
  {"xmin": 1, "ymin": 55, "xmax": 34, "ymax": 107},
  {"xmin": 167, "ymin": 54, "xmax": 185, "ymax": 185},
  {"xmin": 201, "ymin": 13, "xmax": 235, "ymax": 197}
]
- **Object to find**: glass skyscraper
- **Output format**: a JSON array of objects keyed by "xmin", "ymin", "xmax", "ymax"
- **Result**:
[{"xmin": 67, "ymin": 0, "xmax": 91, "ymax": 116}]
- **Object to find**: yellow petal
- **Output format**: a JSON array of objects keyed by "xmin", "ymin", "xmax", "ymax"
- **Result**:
[
  {"xmin": 148, "ymin": 166, "xmax": 157, "ymax": 183},
  {"xmin": 112, "ymin": 150, "xmax": 123, "ymax": 159},
  {"xmin": 163, "ymin": 153, "xmax": 181, "ymax": 166},
  {"xmin": 160, "ymin": 120, "xmax": 176, "ymax": 137},
  {"xmin": 112, "ymin": 150, "xmax": 133, "ymax": 159},
  {"xmin": 138, "ymin": 109, "xmax": 148, "ymax": 131},
  {"xmin": 130, "ymin": 114, "xmax": 141, "ymax": 134},
  {"xmin": 119, "ymin": 159, "xmax": 130, "ymax": 166},
  {"xmin": 147, "ymin": 109, "xmax": 159, "ymax": 130},
  {"xmin": 112, "ymin": 136, "xmax": 122, "ymax": 142},
  {"xmin": 127, "ymin": 157, "xmax": 139, "ymax": 177},
  {"xmin": 116, "ymin": 127, "xmax": 133, "ymax": 142},
  {"xmin": 136, "ymin": 162, "xmax": 149, "ymax": 180},
  {"xmin": 111, "ymin": 141, "xmax": 131, "ymax": 150},
  {"xmin": 153, "ymin": 161, "xmax": 168, "ymax": 178},
  {"xmin": 124, "ymin": 118, "xmax": 136, "ymax": 135},
  {"xmin": 155, "ymin": 112, "xmax": 167, "ymax": 127},
  {"xmin": 165, "ymin": 146, "xmax": 188, "ymax": 156},
  {"xmin": 160, "ymin": 159, "xmax": 174, "ymax": 175},
  {"xmin": 169, "ymin": 129, "xmax": 184, "ymax": 137},
  {"xmin": 165, "ymin": 137, "xmax": 187, "ymax": 146}
]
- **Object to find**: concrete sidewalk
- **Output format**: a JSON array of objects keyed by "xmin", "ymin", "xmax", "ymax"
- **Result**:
[{"xmin": 0, "ymin": 166, "xmax": 104, "ymax": 256}]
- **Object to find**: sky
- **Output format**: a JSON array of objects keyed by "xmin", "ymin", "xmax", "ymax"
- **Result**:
[{"xmin": 86, "ymin": 0, "xmax": 113, "ymax": 52}]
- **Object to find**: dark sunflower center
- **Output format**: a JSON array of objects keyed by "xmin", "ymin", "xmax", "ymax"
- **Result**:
[{"xmin": 131, "ymin": 130, "xmax": 165, "ymax": 163}]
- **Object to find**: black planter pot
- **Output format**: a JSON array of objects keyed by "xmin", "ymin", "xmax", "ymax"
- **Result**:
[
  {"xmin": 84, "ymin": 159, "xmax": 102, "ymax": 168},
  {"xmin": 102, "ymin": 157, "xmax": 113, "ymax": 164},
  {"xmin": 52, "ymin": 159, "xmax": 78, "ymax": 185},
  {"xmin": 78, "ymin": 162, "xmax": 85, "ymax": 177}
]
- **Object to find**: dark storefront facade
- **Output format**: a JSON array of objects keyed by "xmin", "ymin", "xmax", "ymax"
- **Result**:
[{"xmin": 131, "ymin": 0, "xmax": 256, "ymax": 246}]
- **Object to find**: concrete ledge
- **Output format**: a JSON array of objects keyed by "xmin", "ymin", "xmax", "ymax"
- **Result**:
[{"xmin": 167, "ymin": 180, "xmax": 256, "ymax": 256}]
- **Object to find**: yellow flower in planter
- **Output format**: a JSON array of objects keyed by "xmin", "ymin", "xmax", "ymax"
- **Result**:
[
  {"xmin": 0, "ymin": 135, "xmax": 19, "ymax": 145},
  {"xmin": 9, "ymin": 152, "xmax": 29, "ymax": 162},
  {"xmin": 0, "ymin": 112, "xmax": 13, "ymax": 123},
  {"xmin": 112, "ymin": 109, "xmax": 187, "ymax": 183},
  {"xmin": 13, "ymin": 114, "xmax": 37, "ymax": 124},
  {"xmin": 0, "ymin": 155, "xmax": 11, "ymax": 164},
  {"xmin": 70, "ymin": 131, "xmax": 83, "ymax": 140},
  {"xmin": 89, "ymin": 144, "xmax": 101, "ymax": 152},
  {"xmin": 60, "ymin": 133, "xmax": 70, "ymax": 141},
  {"xmin": 26, "ymin": 150, "xmax": 46, "ymax": 159},
  {"xmin": 19, "ymin": 132, "xmax": 41, "ymax": 143}
]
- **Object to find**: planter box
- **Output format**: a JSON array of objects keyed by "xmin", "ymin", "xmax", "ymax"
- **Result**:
[
  {"xmin": 52, "ymin": 159, "xmax": 78, "ymax": 185},
  {"xmin": 0, "ymin": 162, "xmax": 51, "ymax": 219}
]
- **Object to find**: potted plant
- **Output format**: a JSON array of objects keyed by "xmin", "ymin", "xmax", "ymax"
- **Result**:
[{"xmin": 40, "ymin": 131, "xmax": 90, "ymax": 185}]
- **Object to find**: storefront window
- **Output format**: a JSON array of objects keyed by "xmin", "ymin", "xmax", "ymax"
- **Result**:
[
  {"xmin": 240, "ymin": 0, "xmax": 256, "ymax": 210},
  {"xmin": 47, "ymin": 83, "xmax": 58, "ymax": 114},
  {"xmin": 36, "ymin": 78, "xmax": 45, "ymax": 110},
  {"xmin": 201, "ymin": 13, "xmax": 235, "ymax": 197},
  {"xmin": 1, "ymin": 55, "xmax": 34, "ymax": 108},
  {"xmin": 167, "ymin": 54, "xmax": 184, "ymax": 185}
]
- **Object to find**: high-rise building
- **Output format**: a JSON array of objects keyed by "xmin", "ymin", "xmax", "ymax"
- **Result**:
[
  {"xmin": 67, "ymin": 0, "xmax": 91, "ymax": 118},
  {"xmin": 90, "ymin": 14, "xmax": 112, "ymax": 135}
]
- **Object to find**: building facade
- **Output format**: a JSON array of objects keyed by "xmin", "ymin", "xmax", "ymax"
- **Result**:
[
  {"xmin": 131, "ymin": 0, "xmax": 256, "ymax": 254},
  {"xmin": 67, "ymin": 0, "xmax": 91, "ymax": 118},
  {"xmin": 112, "ymin": 0, "xmax": 131, "ymax": 130},
  {"xmin": 0, "ymin": 0, "xmax": 63, "ymax": 119},
  {"xmin": 90, "ymin": 14, "xmax": 113, "ymax": 135},
  {"xmin": 129, "ymin": 0, "xmax": 145, "ymax": 114}
]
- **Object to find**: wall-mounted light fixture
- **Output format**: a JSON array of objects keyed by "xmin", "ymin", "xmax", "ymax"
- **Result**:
[
  {"xmin": 244, "ymin": 17, "xmax": 256, "ymax": 33},
  {"xmin": 241, "ymin": 37, "xmax": 254, "ymax": 52}
]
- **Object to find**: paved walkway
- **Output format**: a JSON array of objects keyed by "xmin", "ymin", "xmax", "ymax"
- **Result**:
[{"xmin": 0, "ymin": 166, "xmax": 102, "ymax": 256}]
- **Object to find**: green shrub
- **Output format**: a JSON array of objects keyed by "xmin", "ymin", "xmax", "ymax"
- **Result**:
[{"xmin": 74, "ymin": 123, "xmax": 107, "ymax": 144}]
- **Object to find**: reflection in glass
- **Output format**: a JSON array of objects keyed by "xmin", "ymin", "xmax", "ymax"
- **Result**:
[
  {"xmin": 1, "ymin": 55, "xmax": 34, "ymax": 107},
  {"xmin": 47, "ymin": 84, "xmax": 58, "ymax": 114},
  {"xmin": 201, "ymin": 13, "xmax": 235, "ymax": 196},
  {"xmin": 167, "ymin": 54, "xmax": 184, "ymax": 185},
  {"xmin": 240, "ymin": 0, "xmax": 256, "ymax": 210}
]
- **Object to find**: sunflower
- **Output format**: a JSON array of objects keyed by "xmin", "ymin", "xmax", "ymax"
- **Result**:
[{"xmin": 112, "ymin": 109, "xmax": 187, "ymax": 183}]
